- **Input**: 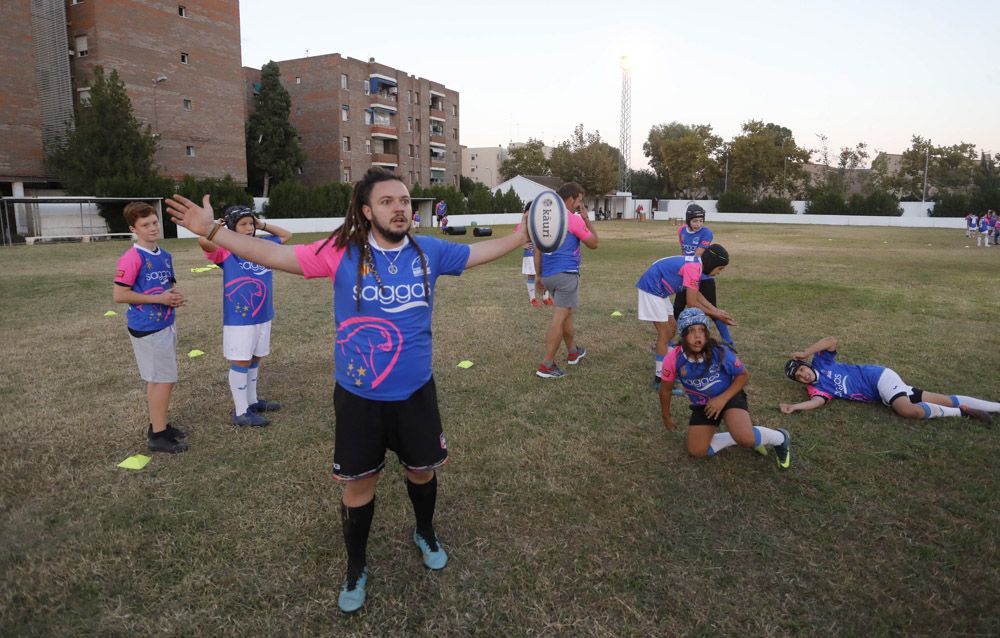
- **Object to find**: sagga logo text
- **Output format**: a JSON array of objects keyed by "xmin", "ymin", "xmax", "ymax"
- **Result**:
[
  {"xmin": 239, "ymin": 260, "xmax": 271, "ymax": 275},
  {"xmin": 353, "ymin": 256, "xmax": 432, "ymax": 313},
  {"xmin": 145, "ymin": 270, "xmax": 172, "ymax": 283}
]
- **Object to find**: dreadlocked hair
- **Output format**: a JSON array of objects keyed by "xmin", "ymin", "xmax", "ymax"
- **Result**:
[{"xmin": 313, "ymin": 167, "xmax": 429, "ymax": 310}]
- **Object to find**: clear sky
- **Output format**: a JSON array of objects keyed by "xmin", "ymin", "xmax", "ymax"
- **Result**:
[{"xmin": 240, "ymin": 0, "xmax": 1000, "ymax": 170}]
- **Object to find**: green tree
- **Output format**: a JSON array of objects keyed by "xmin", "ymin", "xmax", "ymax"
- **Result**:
[
  {"xmin": 466, "ymin": 186, "xmax": 492, "ymax": 213},
  {"xmin": 889, "ymin": 136, "xmax": 977, "ymax": 201},
  {"xmin": 726, "ymin": 121, "xmax": 809, "ymax": 199},
  {"xmin": 629, "ymin": 169, "xmax": 668, "ymax": 199},
  {"xmin": 246, "ymin": 61, "xmax": 305, "ymax": 197},
  {"xmin": 643, "ymin": 122, "xmax": 722, "ymax": 197},
  {"xmin": 46, "ymin": 66, "xmax": 158, "ymax": 195},
  {"xmin": 499, "ymin": 138, "xmax": 549, "ymax": 180},
  {"xmin": 549, "ymin": 125, "xmax": 619, "ymax": 197}
]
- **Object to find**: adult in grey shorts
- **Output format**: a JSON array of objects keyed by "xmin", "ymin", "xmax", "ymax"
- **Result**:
[
  {"xmin": 130, "ymin": 324, "xmax": 179, "ymax": 383},
  {"xmin": 540, "ymin": 272, "xmax": 580, "ymax": 308}
]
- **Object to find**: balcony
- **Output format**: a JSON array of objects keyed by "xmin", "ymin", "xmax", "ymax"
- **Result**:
[
  {"xmin": 372, "ymin": 153, "xmax": 398, "ymax": 166},
  {"xmin": 429, "ymin": 107, "xmax": 445, "ymax": 120},
  {"xmin": 429, "ymin": 134, "xmax": 446, "ymax": 146},
  {"xmin": 370, "ymin": 92, "xmax": 397, "ymax": 111},
  {"xmin": 370, "ymin": 125, "xmax": 398, "ymax": 138}
]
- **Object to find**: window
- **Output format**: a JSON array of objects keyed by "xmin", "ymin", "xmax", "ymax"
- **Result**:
[
  {"xmin": 71, "ymin": 0, "xmax": 84, "ymax": 4},
  {"xmin": 186, "ymin": 146, "xmax": 195, "ymax": 157},
  {"xmin": 343, "ymin": 168, "xmax": 351, "ymax": 182},
  {"xmin": 407, "ymin": 90, "xmax": 412, "ymax": 104},
  {"xmin": 296, "ymin": 167, "xmax": 303, "ymax": 175},
  {"xmin": 452, "ymin": 128, "xmax": 458, "ymax": 140},
  {"xmin": 408, "ymin": 144, "xmax": 414, "ymax": 157},
  {"xmin": 178, "ymin": 5, "xmax": 187, "ymax": 17},
  {"xmin": 77, "ymin": 87, "xmax": 91, "ymax": 104},
  {"xmin": 407, "ymin": 117, "xmax": 412, "ymax": 133},
  {"xmin": 341, "ymin": 105, "xmax": 349, "ymax": 122},
  {"xmin": 363, "ymin": 80, "xmax": 370, "ymax": 95},
  {"xmin": 453, "ymin": 151, "xmax": 457, "ymax": 161},
  {"xmin": 452, "ymin": 104, "xmax": 458, "ymax": 116},
  {"xmin": 75, "ymin": 35, "xmax": 89, "ymax": 57},
  {"xmin": 364, "ymin": 110, "xmax": 373, "ymax": 125},
  {"xmin": 180, "ymin": 52, "xmax": 189, "ymax": 64},
  {"xmin": 365, "ymin": 140, "xmax": 371, "ymax": 155},
  {"xmin": 341, "ymin": 73, "xmax": 348, "ymax": 89},
  {"xmin": 342, "ymin": 136, "xmax": 350, "ymax": 152},
  {"xmin": 415, "ymin": 118, "xmax": 421, "ymax": 133},
  {"xmin": 295, "ymin": 76, "xmax": 301, "ymax": 84},
  {"xmin": 409, "ymin": 171, "xmax": 415, "ymax": 185},
  {"xmin": 414, "ymin": 91, "xmax": 419, "ymax": 105},
  {"xmin": 183, "ymin": 99, "xmax": 192, "ymax": 111}
]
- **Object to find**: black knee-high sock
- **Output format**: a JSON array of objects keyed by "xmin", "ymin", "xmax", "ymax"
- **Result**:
[
  {"xmin": 341, "ymin": 498, "xmax": 375, "ymax": 577},
  {"xmin": 406, "ymin": 473, "xmax": 437, "ymax": 541}
]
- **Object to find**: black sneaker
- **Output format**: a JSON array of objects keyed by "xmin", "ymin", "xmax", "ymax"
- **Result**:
[
  {"xmin": 773, "ymin": 428, "xmax": 792, "ymax": 469},
  {"xmin": 147, "ymin": 428, "xmax": 188, "ymax": 453},
  {"xmin": 164, "ymin": 423, "xmax": 187, "ymax": 439},
  {"xmin": 248, "ymin": 399, "xmax": 282, "ymax": 413}
]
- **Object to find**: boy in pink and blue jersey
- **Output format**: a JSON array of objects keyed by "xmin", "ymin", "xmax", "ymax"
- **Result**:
[
  {"xmin": 675, "ymin": 203, "xmax": 734, "ymax": 347},
  {"xmin": 166, "ymin": 168, "xmax": 529, "ymax": 614},
  {"xmin": 781, "ymin": 337, "xmax": 997, "ymax": 424},
  {"xmin": 199, "ymin": 205, "xmax": 292, "ymax": 427},
  {"xmin": 977, "ymin": 213, "xmax": 991, "ymax": 247},
  {"xmin": 659, "ymin": 308, "xmax": 791, "ymax": 468},
  {"xmin": 533, "ymin": 182, "xmax": 599, "ymax": 378},
  {"xmin": 113, "ymin": 202, "xmax": 187, "ymax": 453}
]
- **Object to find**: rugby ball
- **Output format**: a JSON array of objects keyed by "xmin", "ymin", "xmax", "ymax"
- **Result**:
[{"xmin": 527, "ymin": 190, "xmax": 568, "ymax": 253}]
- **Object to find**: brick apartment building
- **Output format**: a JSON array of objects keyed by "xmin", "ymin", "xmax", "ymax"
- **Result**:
[
  {"xmin": 0, "ymin": 0, "xmax": 246, "ymax": 198},
  {"xmin": 246, "ymin": 54, "xmax": 461, "ymax": 189}
]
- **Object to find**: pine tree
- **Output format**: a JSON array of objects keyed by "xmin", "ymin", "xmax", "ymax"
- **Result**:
[
  {"xmin": 46, "ymin": 66, "xmax": 158, "ymax": 194},
  {"xmin": 246, "ymin": 61, "xmax": 305, "ymax": 196}
]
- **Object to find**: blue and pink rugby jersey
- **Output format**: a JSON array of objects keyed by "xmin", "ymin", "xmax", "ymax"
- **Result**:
[
  {"xmin": 677, "ymin": 225, "xmax": 714, "ymax": 257},
  {"xmin": 114, "ymin": 244, "xmax": 176, "ymax": 333},
  {"xmin": 660, "ymin": 344, "xmax": 745, "ymax": 406},
  {"xmin": 805, "ymin": 349, "xmax": 885, "ymax": 403},
  {"xmin": 635, "ymin": 255, "xmax": 704, "ymax": 299},
  {"xmin": 203, "ymin": 235, "xmax": 283, "ymax": 326},
  {"xmin": 294, "ymin": 235, "xmax": 470, "ymax": 401},
  {"xmin": 539, "ymin": 212, "xmax": 593, "ymax": 277}
]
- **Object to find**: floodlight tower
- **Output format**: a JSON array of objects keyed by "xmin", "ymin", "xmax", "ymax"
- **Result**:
[{"xmin": 618, "ymin": 55, "xmax": 632, "ymax": 193}]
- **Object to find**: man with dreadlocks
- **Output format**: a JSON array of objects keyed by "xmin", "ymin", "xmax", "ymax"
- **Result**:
[
  {"xmin": 198, "ymin": 205, "xmax": 292, "ymax": 427},
  {"xmin": 166, "ymin": 168, "xmax": 529, "ymax": 614}
]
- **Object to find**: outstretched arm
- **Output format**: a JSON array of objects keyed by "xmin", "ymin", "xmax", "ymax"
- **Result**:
[
  {"xmin": 791, "ymin": 336, "xmax": 837, "ymax": 360},
  {"xmin": 166, "ymin": 194, "xmax": 303, "ymax": 276},
  {"xmin": 779, "ymin": 396, "xmax": 827, "ymax": 414},
  {"xmin": 465, "ymin": 215, "xmax": 529, "ymax": 269}
]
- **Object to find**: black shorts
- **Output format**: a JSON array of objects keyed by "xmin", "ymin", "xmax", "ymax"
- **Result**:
[
  {"xmin": 688, "ymin": 390, "xmax": 749, "ymax": 427},
  {"xmin": 332, "ymin": 377, "xmax": 447, "ymax": 481}
]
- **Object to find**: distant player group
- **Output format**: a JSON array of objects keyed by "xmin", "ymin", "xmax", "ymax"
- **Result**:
[
  {"xmin": 965, "ymin": 210, "xmax": 1000, "ymax": 246},
  {"xmin": 112, "ymin": 169, "xmax": 999, "ymax": 614}
]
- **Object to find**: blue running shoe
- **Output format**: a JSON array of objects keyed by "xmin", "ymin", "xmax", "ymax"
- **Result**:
[
  {"xmin": 231, "ymin": 411, "xmax": 270, "ymax": 427},
  {"xmin": 413, "ymin": 530, "xmax": 448, "ymax": 570},
  {"xmin": 338, "ymin": 567, "xmax": 367, "ymax": 614},
  {"xmin": 249, "ymin": 399, "xmax": 282, "ymax": 413}
]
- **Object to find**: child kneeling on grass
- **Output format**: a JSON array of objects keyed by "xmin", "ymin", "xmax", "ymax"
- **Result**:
[
  {"xmin": 198, "ymin": 206, "xmax": 292, "ymax": 427},
  {"xmin": 113, "ymin": 202, "xmax": 187, "ymax": 453},
  {"xmin": 659, "ymin": 308, "xmax": 792, "ymax": 469}
]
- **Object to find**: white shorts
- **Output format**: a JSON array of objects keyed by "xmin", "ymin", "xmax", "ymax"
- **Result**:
[
  {"xmin": 876, "ymin": 368, "xmax": 914, "ymax": 406},
  {"xmin": 522, "ymin": 256, "xmax": 536, "ymax": 276},
  {"xmin": 130, "ymin": 324, "xmax": 178, "ymax": 383},
  {"xmin": 637, "ymin": 289, "xmax": 672, "ymax": 323},
  {"xmin": 223, "ymin": 321, "xmax": 272, "ymax": 361}
]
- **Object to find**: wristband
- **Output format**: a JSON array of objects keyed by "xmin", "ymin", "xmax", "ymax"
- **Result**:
[{"xmin": 206, "ymin": 220, "xmax": 224, "ymax": 241}]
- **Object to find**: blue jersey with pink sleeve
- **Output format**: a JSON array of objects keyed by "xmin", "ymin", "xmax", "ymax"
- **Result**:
[
  {"xmin": 979, "ymin": 217, "xmax": 990, "ymax": 232},
  {"xmin": 523, "ymin": 242, "xmax": 535, "ymax": 258},
  {"xmin": 805, "ymin": 349, "xmax": 885, "ymax": 403},
  {"xmin": 660, "ymin": 345, "xmax": 745, "ymax": 406},
  {"xmin": 635, "ymin": 255, "xmax": 703, "ymax": 298},
  {"xmin": 114, "ymin": 245, "xmax": 176, "ymax": 332},
  {"xmin": 204, "ymin": 234, "xmax": 282, "ymax": 326},
  {"xmin": 677, "ymin": 225, "xmax": 714, "ymax": 257},
  {"xmin": 539, "ymin": 212, "xmax": 592, "ymax": 277},
  {"xmin": 294, "ymin": 235, "xmax": 470, "ymax": 401}
]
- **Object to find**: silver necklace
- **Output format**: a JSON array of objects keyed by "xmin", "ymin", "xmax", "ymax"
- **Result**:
[{"xmin": 378, "ymin": 246, "xmax": 403, "ymax": 274}]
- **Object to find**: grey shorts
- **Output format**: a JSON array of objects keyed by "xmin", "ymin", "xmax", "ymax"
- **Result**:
[
  {"xmin": 541, "ymin": 272, "xmax": 580, "ymax": 308},
  {"xmin": 129, "ymin": 324, "xmax": 178, "ymax": 383}
]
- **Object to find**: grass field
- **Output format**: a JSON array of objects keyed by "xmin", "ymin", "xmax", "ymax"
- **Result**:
[{"xmin": 1, "ymin": 221, "xmax": 999, "ymax": 636}]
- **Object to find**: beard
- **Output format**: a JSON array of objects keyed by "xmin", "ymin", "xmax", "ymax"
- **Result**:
[{"xmin": 370, "ymin": 215, "xmax": 409, "ymax": 243}]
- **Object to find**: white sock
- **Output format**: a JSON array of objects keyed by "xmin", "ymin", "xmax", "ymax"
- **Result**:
[
  {"xmin": 754, "ymin": 425, "xmax": 785, "ymax": 447},
  {"xmin": 655, "ymin": 354, "xmax": 664, "ymax": 377},
  {"xmin": 952, "ymin": 395, "xmax": 1000, "ymax": 412},
  {"xmin": 229, "ymin": 365, "xmax": 249, "ymax": 415},
  {"xmin": 919, "ymin": 403, "xmax": 962, "ymax": 419},
  {"xmin": 707, "ymin": 432, "xmax": 736, "ymax": 456},
  {"xmin": 527, "ymin": 279, "xmax": 536, "ymax": 300},
  {"xmin": 247, "ymin": 362, "xmax": 260, "ymax": 406}
]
